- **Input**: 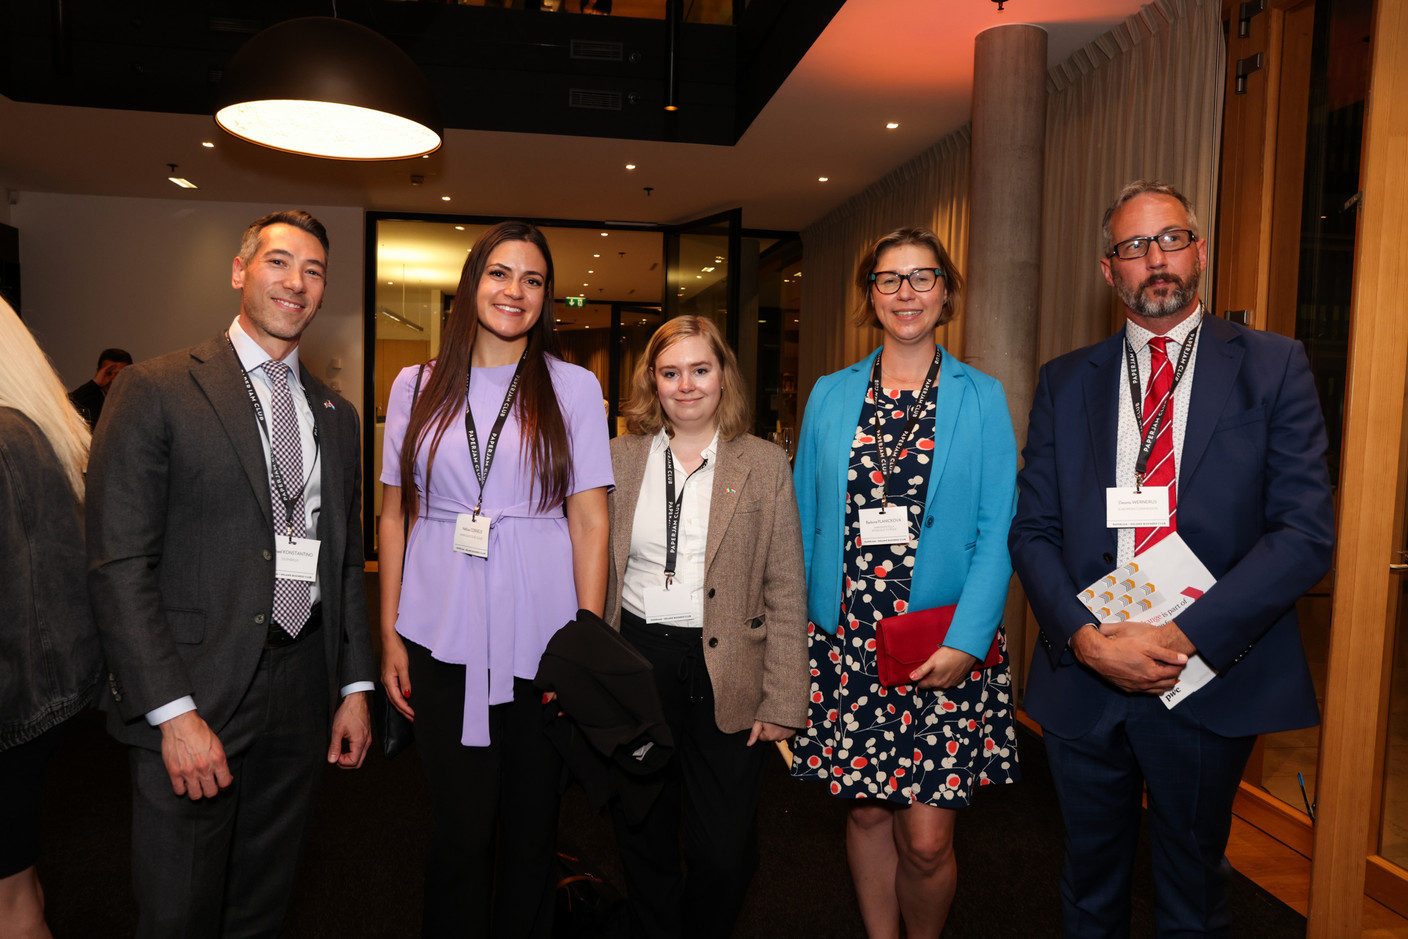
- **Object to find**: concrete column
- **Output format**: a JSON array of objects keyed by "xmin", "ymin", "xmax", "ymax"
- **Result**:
[{"xmin": 964, "ymin": 23, "xmax": 1046, "ymax": 691}]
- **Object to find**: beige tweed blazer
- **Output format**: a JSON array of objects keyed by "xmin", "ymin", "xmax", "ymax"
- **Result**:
[{"xmin": 605, "ymin": 431, "xmax": 809, "ymax": 734}]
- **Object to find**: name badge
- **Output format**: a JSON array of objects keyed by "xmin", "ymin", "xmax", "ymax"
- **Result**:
[
  {"xmin": 1105, "ymin": 487, "xmax": 1170, "ymax": 528},
  {"xmin": 643, "ymin": 584, "xmax": 695, "ymax": 625},
  {"xmin": 275, "ymin": 536, "xmax": 320, "ymax": 582},
  {"xmin": 453, "ymin": 513, "xmax": 492, "ymax": 558},
  {"xmin": 857, "ymin": 506, "xmax": 911, "ymax": 546}
]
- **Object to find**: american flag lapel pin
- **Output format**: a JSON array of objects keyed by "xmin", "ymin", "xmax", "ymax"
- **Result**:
[{"xmin": 323, "ymin": 400, "xmax": 335, "ymax": 410}]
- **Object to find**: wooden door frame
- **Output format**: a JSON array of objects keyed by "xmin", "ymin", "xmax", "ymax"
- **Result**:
[{"xmin": 1306, "ymin": 0, "xmax": 1408, "ymax": 930}]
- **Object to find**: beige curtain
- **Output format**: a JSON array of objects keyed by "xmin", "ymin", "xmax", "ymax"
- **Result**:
[
  {"xmin": 797, "ymin": 127, "xmax": 971, "ymax": 416},
  {"xmin": 1040, "ymin": 0, "xmax": 1225, "ymax": 363}
]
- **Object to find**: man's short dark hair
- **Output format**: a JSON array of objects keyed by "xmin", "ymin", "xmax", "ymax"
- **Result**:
[
  {"xmin": 238, "ymin": 210, "xmax": 330, "ymax": 267},
  {"xmin": 97, "ymin": 348, "xmax": 133, "ymax": 369}
]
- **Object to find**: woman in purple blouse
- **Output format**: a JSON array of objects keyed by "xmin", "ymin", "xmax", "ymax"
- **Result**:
[{"xmin": 378, "ymin": 221, "xmax": 612, "ymax": 938}]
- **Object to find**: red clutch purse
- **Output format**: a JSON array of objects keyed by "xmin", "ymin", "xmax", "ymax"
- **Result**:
[{"xmin": 874, "ymin": 605, "xmax": 1003, "ymax": 687}]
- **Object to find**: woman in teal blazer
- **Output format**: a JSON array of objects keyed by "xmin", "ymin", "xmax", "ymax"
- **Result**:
[{"xmin": 790, "ymin": 227, "xmax": 1019, "ymax": 939}]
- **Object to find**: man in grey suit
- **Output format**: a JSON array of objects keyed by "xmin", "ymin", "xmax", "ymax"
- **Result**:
[{"xmin": 87, "ymin": 210, "xmax": 375, "ymax": 937}]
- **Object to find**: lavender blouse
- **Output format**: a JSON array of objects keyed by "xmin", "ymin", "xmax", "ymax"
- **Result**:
[{"xmin": 381, "ymin": 358, "xmax": 613, "ymax": 746}]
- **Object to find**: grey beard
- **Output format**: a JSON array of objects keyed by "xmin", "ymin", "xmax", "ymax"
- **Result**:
[{"xmin": 1117, "ymin": 274, "xmax": 1199, "ymax": 320}]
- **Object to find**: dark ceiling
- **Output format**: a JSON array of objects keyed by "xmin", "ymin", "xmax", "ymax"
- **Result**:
[{"xmin": 1, "ymin": 0, "xmax": 844, "ymax": 147}]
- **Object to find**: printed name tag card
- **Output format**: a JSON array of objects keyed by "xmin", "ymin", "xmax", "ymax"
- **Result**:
[
  {"xmin": 1105, "ymin": 487, "xmax": 1170, "ymax": 528},
  {"xmin": 453, "ymin": 513, "xmax": 492, "ymax": 558},
  {"xmin": 276, "ymin": 537, "xmax": 321, "ymax": 582}
]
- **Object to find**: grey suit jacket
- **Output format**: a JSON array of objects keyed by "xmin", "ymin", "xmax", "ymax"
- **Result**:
[
  {"xmin": 86, "ymin": 335, "xmax": 374, "ymax": 750},
  {"xmin": 604, "ymin": 432, "xmax": 809, "ymax": 734}
]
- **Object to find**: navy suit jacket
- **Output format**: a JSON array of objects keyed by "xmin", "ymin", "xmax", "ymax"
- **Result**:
[{"xmin": 1011, "ymin": 315, "xmax": 1333, "ymax": 740}]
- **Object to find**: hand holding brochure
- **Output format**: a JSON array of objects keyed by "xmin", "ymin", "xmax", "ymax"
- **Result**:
[{"xmin": 1076, "ymin": 533, "xmax": 1217, "ymax": 708}]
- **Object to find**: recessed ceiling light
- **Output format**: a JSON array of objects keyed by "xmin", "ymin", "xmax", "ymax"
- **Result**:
[
  {"xmin": 441, "ymin": 195, "xmax": 451, "ymax": 201},
  {"xmin": 201, "ymin": 141, "xmax": 215, "ymax": 148},
  {"xmin": 387, "ymin": 281, "xmax": 394, "ymax": 285},
  {"xmin": 421, "ymin": 154, "xmax": 430, "ymax": 159},
  {"xmin": 696, "ymin": 275, "xmax": 702, "ymax": 279},
  {"xmin": 625, "ymin": 163, "xmax": 636, "ymax": 170},
  {"xmin": 588, "ymin": 270, "xmax": 594, "ymax": 274},
  {"xmin": 885, "ymin": 122, "xmax": 900, "ymax": 130},
  {"xmin": 166, "ymin": 163, "xmax": 198, "ymax": 188},
  {"xmin": 600, "ymin": 232, "xmax": 608, "ymax": 237},
  {"xmin": 583, "ymin": 283, "xmax": 589, "ymax": 286},
  {"xmin": 455, "ymin": 225, "xmax": 464, "ymax": 230},
  {"xmin": 818, "ymin": 176, "xmax": 829, "ymax": 183},
  {"xmin": 593, "ymin": 253, "xmax": 600, "ymax": 258}
]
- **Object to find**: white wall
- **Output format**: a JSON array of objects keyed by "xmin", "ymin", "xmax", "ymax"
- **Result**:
[{"xmin": 13, "ymin": 192, "xmax": 365, "ymax": 419}]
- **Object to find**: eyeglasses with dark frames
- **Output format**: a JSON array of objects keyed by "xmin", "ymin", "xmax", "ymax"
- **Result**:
[
  {"xmin": 869, "ymin": 268, "xmax": 945, "ymax": 294},
  {"xmin": 1108, "ymin": 229, "xmax": 1197, "ymax": 261}
]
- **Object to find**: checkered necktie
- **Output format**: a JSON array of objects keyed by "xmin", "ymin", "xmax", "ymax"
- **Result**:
[
  {"xmin": 262, "ymin": 360, "xmax": 312, "ymax": 637},
  {"xmin": 1134, "ymin": 337, "xmax": 1177, "ymax": 555}
]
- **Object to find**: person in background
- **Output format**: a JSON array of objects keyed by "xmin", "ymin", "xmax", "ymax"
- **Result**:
[
  {"xmin": 87, "ymin": 210, "xmax": 374, "ymax": 936},
  {"xmin": 0, "ymin": 298, "xmax": 102, "ymax": 939},
  {"xmin": 1011, "ymin": 180, "xmax": 1334, "ymax": 936},
  {"xmin": 378, "ymin": 220, "xmax": 612, "ymax": 938},
  {"xmin": 603, "ymin": 315, "xmax": 807, "ymax": 938},
  {"xmin": 791, "ymin": 227, "xmax": 1019, "ymax": 938},
  {"xmin": 68, "ymin": 347, "xmax": 132, "ymax": 429}
]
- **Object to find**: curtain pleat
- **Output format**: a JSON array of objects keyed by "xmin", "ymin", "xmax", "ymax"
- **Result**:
[{"xmin": 1040, "ymin": 0, "xmax": 1225, "ymax": 364}]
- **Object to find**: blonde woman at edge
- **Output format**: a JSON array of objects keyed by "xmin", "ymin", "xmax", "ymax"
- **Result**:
[
  {"xmin": 790, "ymin": 228, "xmax": 1020, "ymax": 937},
  {"xmin": 0, "ymin": 299, "xmax": 103, "ymax": 939},
  {"xmin": 604, "ymin": 316, "xmax": 808, "ymax": 938}
]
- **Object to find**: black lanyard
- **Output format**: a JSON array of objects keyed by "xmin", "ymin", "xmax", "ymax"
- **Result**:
[
  {"xmin": 869, "ymin": 347, "xmax": 941, "ymax": 508},
  {"xmin": 464, "ymin": 351, "xmax": 528, "ymax": 518},
  {"xmin": 1123, "ymin": 323, "xmax": 1198, "ymax": 489},
  {"xmin": 227, "ymin": 334, "xmax": 320, "ymax": 541},
  {"xmin": 663, "ymin": 446, "xmax": 709, "ymax": 588}
]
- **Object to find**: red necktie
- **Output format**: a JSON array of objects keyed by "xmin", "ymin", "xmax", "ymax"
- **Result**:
[{"xmin": 1134, "ymin": 337, "xmax": 1176, "ymax": 554}]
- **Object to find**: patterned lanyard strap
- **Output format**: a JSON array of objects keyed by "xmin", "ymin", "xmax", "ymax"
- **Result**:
[
  {"xmin": 1122, "ymin": 323, "xmax": 1198, "ymax": 486},
  {"xmin": 464, "ymin": 350, "xmax": 529, "ymax": 519},
  {"xmin": 869, "ymin": 347, "xmax": 941, "ymax": 508},
  {"xmin": 227, "ymin": 333, "xmax": 320, "ymax": 538}
]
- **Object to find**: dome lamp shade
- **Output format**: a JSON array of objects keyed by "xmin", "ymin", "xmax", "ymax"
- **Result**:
[{"xmin": 214, "ymin": 17, "xmax": 443, "ymax": 161}]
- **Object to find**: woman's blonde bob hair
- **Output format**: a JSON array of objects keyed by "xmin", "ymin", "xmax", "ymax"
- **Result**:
[
  {"xmin": 852, "ymin": 226, "xmax": 964, "ymax": 329},
  {"xmin": 0, "ymin": 297, "xmax": 91, "ymax": 500},
  {"xmin": 622, "ymin": 315, "xmax": 752, "ymax": 440}
]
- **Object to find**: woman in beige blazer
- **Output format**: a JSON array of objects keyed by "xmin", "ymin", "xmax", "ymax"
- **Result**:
[{"xmin": 604, "ymin": 315, "xmax": 808, "ymax": 939}]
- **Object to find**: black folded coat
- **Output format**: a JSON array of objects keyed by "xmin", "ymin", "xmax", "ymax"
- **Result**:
[{"xmin": 535, "ymin": 609, "xmax": 674, "ymax": 825}]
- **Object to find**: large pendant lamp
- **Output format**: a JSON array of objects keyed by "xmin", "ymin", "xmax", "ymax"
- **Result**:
[{"xmin": 214, "ymin": 17, "xmax": 443, "ymax": 160}]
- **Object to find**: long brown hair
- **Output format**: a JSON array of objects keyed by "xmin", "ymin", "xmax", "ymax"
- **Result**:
[
  {"xmin": 397, "ymin": 221, "xmax": 570, "ymax": 520},
  {"xmin": 622, "ymin": 316, "xmax": 751, "ymax": 440}
]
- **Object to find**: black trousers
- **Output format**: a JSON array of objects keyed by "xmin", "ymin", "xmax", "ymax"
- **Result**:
[
  {"xmin": 129, "ymin": 630, "xmax": 328, "ymax": 939},
  {"xmin": 0, "ymin": 721, "xmax": 65, "ymax": 877},
  {"xmin": 612, "ymin": 613, "xmax": 770, "ymax": 939},
  {"xmin": 405, "ymin": 638, "xmax": 562, "ymax": 939}
]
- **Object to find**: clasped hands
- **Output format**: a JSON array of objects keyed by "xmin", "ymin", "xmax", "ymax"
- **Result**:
[{"xmin": 1070, "ymin": 619, "xmax": 1195, "ymax": 694}]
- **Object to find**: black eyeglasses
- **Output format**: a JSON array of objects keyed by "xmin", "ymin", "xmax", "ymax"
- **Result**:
[
  {"xmin": 1108, "ymin": 229, "xmax": 1197, "ymax": 260},
  {"xmin": 869, "ymin": 268, "xmax": 944, "ymax": 294}
]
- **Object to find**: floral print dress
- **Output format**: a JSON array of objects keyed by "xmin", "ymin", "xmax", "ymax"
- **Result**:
[{"xmin": 790, "ymin": 383, "xmax": 1019, "ymax": 806}]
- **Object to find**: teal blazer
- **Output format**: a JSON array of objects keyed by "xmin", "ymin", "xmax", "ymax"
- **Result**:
[{"xmin": 793, "ymin": 346, "xmax": 1017, "ymax": 659}]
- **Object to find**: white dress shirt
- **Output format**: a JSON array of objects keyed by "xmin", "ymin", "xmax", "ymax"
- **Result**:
[
  {"xmin": 621, "ymin": 429, "xmax": 719, "ymax": 629},
  {"xmin": 1114, "ymin": 306, "xmax": 1203, "ymax": 567}
]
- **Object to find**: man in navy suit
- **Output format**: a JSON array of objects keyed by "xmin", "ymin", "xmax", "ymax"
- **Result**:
[{"xmin": 1010, "ymin": 180, "xmax": 1333, "ymax": 937}]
